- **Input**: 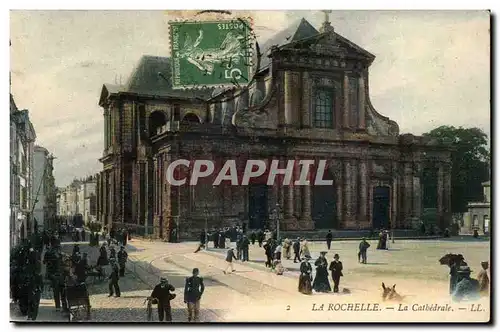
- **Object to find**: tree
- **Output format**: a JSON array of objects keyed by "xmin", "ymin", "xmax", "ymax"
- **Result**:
[{"xmin": 422, "ymin": 126, "xmax": 490, "ymax": 213}]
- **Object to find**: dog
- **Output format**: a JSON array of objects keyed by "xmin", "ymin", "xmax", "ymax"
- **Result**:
[{"xmin": 382, "ymin": 283, "xmax": 405, "ymax": 302}]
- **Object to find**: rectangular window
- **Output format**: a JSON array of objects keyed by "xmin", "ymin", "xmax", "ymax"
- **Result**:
[
  {"xmin": 349, "ymin": 77, "xmax": 359, "ymax": 127},
  {"xmin": 313, "ymin": 89, "xmax": 334, "ymax": 128}
]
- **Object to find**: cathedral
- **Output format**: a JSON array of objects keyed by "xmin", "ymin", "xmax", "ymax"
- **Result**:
[{"xmin": 96, "ymin": 17, "xmax": 452, "ymax": 240}]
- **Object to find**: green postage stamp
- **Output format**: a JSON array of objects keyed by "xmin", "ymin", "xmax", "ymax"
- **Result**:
[{"xmin": 170, "ymin": 19, "xmax": 253, "ymax": 89}]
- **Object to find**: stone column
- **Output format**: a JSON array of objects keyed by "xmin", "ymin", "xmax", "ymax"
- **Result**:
[
  {"xmin": 336, "ymin": 160, "xmax": 344, "ymax": 229},
  {"xmin": 351, "ymin": 160, "xmax": 359, "ymax": 227},
  {"xmin": 437, "ymin": 163, "xmax": 445, "ymax": 229},
  {"xmin": 103, "ymin": 109, "xmax": 107, "ymax": 150},
  {"xmin": 301, "ymin": 178, "xmax": 311, "ymax": 220},
  {"xmin": 344, "ymin": 160, "xmax": 353, "ymax": 227},
  {"xmin": 294, "ymin": 157, "xmax": 302, "ymax": 217},
  {"xmin": 358, "ymin": 75, "xmax": 366, "ymax": 129},
  {"xmin": 153, "ymin": 158, "xmax": 158, "ymax": 216},
  {"xmin": 284, "ymin": 71, "xmax": 293, "ymax": 126},
  {"xmin": 343, "ymin": 74, "xmax": 350, "ymax": 128},
  {"xmin": 412, "ymin": 163, "xmax": 422, "ymax": 227},
  {"xmin": 281, "ymin": 158, "xmax": 293, "ymax": 219},
  {"xmin": 301, "ymin": 72, "xmax": 310, "ymax": 127},
  {"xmin": 444, "ymin": 163, "xmax": 452, "ymax": 228},
  {"xmin": 359, "ymin": 160, "xmax": 368, "ymax": 225},
  {"xmin": 404, "ymin": 162, "xmax": 413, "ymax": 227},
  {"xmin": 391, "ymin": 162, "xmax": 399, "ymax": 229}
]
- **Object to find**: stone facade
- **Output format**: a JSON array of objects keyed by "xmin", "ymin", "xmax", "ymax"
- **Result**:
[{"xmin": 96, "ymin": 19, "xmax": 452, "ymax": 240}]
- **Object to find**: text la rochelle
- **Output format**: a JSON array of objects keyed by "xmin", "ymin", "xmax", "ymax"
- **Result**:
[{"xmin": 166, "ymin": 160, "xmax": 334, "ymax": 186}]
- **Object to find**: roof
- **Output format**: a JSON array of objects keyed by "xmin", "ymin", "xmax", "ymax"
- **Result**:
[
  {"xmin": 257, "ymin": 17, "xmax": 375, "ymax": 71},
  {"xmin": 99, "ymin": 55, "xmax": 212, "ymax": 105},
  {"xmin": 258, "ymin": 18, "xmax": 319, "ymax": 70},
  {"xmin": 482, "ymin": 181, "xmax": 490, "ymax": 187}
]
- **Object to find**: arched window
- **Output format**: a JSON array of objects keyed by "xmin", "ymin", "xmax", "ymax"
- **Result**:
[
  {"xmin": 313, "ymin": 88, "xmax": 334, "ymax": 128},
  {"xmin": 181, "ymin": 113, "xmax": 201, "ymax": 124},
  {"xmin": 149, "ymin": 111, "xmax": 167, "ymax": 136}
]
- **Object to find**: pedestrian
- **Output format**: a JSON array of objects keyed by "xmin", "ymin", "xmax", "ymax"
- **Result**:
[
  {"xmin": 108, "ymin": 258, "xmax": 121, "ymax": 297},
  {"xmin": 274, "ymin": 242, "xmax": 283, "ymax": 261},
  {"xmin": 358, "ymin": 238, "xmax": 371, "ymax": 264},
  {"xmin": 236, "ymin": 235, "xmax": 242, "ymax": 260},
  {"xmin": 151, "ymin": 277, "xmax": 176, "ymax": 322},
  {"xmin": 292, "ymin": 237, "xmax": 301, "ymax": 263},
  {"xmin": 477, "ymin": 261, "xmax": 489, "ymax": 297},
  {"xmin": 283, "ymin": 238, "xmax": 292, "ymax": 260},
  {"xmin": 184, "ymin": 268, "xmax": 205, "ymax": 322},
  {"xmin": 213, "ymin": 229, "xmax": 219, "ymax": 249},
  {"xmin": 449, "ymin": 255, "xmax": 467, "ymax": 294},
  {"xmin": 263, "ymin": 241, "xmax": 274, "ymax": 268},
  {"xmin": 223, "ymin": 248, "xmax": 237, "ymax": 274},
  {"xmin": 43, "ymin": 246, "xmax": 66, "ymax": 311},
  {"xmin": 300, "ymin": 239, "xmax": 311, "ymax": 260},
  {"xmin": 122, "ymin": 229, "xmax": 128, "ymax": 246},
  {"xmin": 109, "ymin": 247, "xmax": 117, "ymax": 260},
  {"xmin": 73, "ymin": 254, "xmax": 87, "ymax": 283},
  {"xmin": 452, "ymin": 266, "xmax": 480, "ymax": 302},
  {"xmin": 241, "ymin": 235, "xmax": 250, "ymax": 262},
  {"xmin": 257, "ymin": 229, "xmax": 264, "ymax": 247},
  {"xmin": 326, "ymin": 230, "xmax": 333, "ymax": 250},
  {"xmin": 298, "ymin": 257, "xmax": 313, "ymax": 295},
  {"xmin": 329, "ymin": 253, "xmax": 343, "ymax": 293},
  {"xmin": 117, "ymin": 246, "xmax": 128, "ymax": 277},
  {"xmin": 218, "ymin": 230, "xmax": 226, "ymax": 249},
  {"xmin": 27, "ymin": 272, "xmax": 43, "ymax": 320},
  {"xmin": 81, "ymin": 228, "xmax": 86, "ymax": 242},
  {"xmin": 313, "ymin": 251, "xmax": 331, "ymax": 293},
  {"xmin": 250, "ymin": 231, "xmax": 256, "ymax": 245}
]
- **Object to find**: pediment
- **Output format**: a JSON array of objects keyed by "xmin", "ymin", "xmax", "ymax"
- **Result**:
[{"xmin": 281, "ymin": 31, "xmax": 375, "ymax": 61}]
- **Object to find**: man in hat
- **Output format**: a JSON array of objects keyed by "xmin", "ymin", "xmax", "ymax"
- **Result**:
[
  {"xmin": 184, "ymin": 268, "xmax": 205, "ymax": 322},
  {"xmin": 117, "ymin": 246, "xmax": 128, "ymax": 277},
  {"xmin": 477, "ymin": 261, "xmax": 489, "ymax": 296},
  {"xmin": 151, "ymin": 277, "xmax": 176, "ymax": 322},
  {"xmin": 292, "ymin": 237, "xmax": 301, "ymax": 263},
  {"xmin": 358, "ymin": 238, "xmax": 371, "ymax": 264},
  {"xmin": 326, "ymin": 230, "xmax": 333, "ymax": 250},
  {"xmin": 452, "ymin": 266, "xmax": 480, "ymax": 302},
  {"xmin": 329, "ymin": 254, "xmax": 343, "ymax": 293},
  {"xmin": 108, "ymin": 258, "xmax": 121, "ymax": 297},
  {"xmin": 223, "ymin": 247, "xmax": 237, "ymax": 274}
]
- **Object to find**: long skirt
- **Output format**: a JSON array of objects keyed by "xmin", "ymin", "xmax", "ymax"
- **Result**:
[
  {"xmin": 298, "ymin": 274, "xmax": 312, "ymax": 295},
  {"xmin": 312, "ymin": 269, "xmax": 332, "ymax": 293}
]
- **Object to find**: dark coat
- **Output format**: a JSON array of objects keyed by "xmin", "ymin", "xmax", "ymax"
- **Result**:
[
  {"xmin": 225, "ymin": 249, "xmax": 236, "ymax": 262},
  {"xmin": 184, "ymin": 276, "xmax": 205, "ymax": 303},
  {"xmin": 108, "ymin": 266, "xmax": 119, "ymax": 282},
  {"xmin": 293, "ymin": 241, "xmax": 300, "ymax": 253},
  {"xmin": 151, "ymin": 283, "xmax": 176, "ymax": 305},
  {"xmin": 359, "ymin": 241, "xmax": 370, "ymax": 252},
  {"xmin": 329, "ymin": 260, "xmax": 343, "ymax": 277},
  {"xmin": 118, "ymin": 250, "xmax": 128, "ymax": 265},
  {"xmin": 326, "ymin": 232, "xmax": 333, "ymax": 242}
]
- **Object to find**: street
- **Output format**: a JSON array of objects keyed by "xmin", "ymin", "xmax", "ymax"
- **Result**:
[{"xmin": 10, "ymin": 237, "xmax": 490, "ymax": 323}]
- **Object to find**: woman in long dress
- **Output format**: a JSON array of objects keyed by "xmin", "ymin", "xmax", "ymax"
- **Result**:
[
  {"xmin": 300, "ymin": 240, "xmax": 311, "ymax": 259},
  {"xmin": 313, "ymin": 251, "xmax": 332, "ymax": 293},
  {"xmin": 298, "ymin": 257, "xmax": 313, "ymax": 295}
]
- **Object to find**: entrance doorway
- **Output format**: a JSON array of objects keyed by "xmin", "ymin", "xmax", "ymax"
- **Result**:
[
  {"xmin": 372, "ymin": 186, "xmax": 390, "ymax": 229},
  {"xmin": 312, "ymin": 170, "xmax": 337, "ymax": 229},
  {"xmin": 248, "ymin": 184, "xmax": 268, "ymax": 230}
]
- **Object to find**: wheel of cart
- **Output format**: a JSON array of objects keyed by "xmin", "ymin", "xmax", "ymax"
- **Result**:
[{"xmin": 65, "ymin": 283, "xmax": 91, "ymax": 321}]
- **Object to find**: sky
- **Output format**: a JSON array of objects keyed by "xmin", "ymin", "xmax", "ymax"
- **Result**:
[{"xmin": 10, "ymin": 10, "xmax": 490, "ymax": 187}]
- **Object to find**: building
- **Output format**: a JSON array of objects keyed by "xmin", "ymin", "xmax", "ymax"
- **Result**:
[
  {"xmin": 57, "ymin": 177, "xmax": 98, "ymax": 226},
  {"xmin": 32, "ymin": 146, "xmax": 57, "ymax": 231},
  {"xmin": 10, "ymin": 96, "xmax": 36, "ymax": 246},
  {"xmin": 96, "ymin": 17, "xmax": 453, "ymax": 240},
  {"xmin": 77, "ymin": 176, "xmax": 97, "ymax": 225},
  {"xmin": 462, "ymin": 180, "xmax": 490, "ymax": 235}
]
